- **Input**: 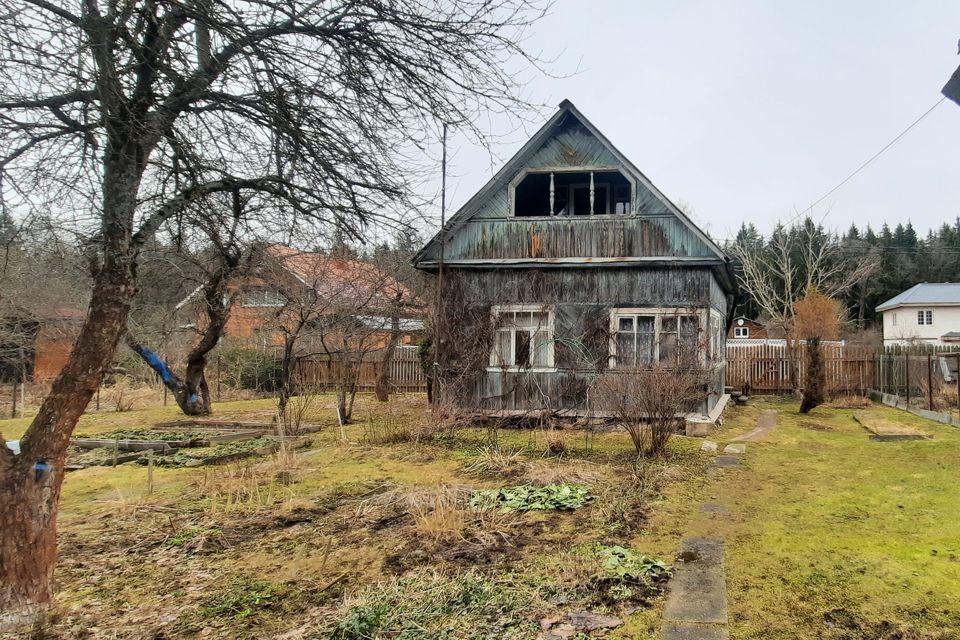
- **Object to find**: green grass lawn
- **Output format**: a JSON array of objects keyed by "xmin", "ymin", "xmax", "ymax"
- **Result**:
[
  {"xmin": 695, "ymin": 397, "xmax": 960, "ymax": 639},
  {"xmin": 2, "ymin": 393, "xmax": 957, "ymax": 638}
]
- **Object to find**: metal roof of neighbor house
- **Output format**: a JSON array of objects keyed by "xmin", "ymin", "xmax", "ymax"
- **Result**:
[{"xmin": 875, "ymin": 283, "xmax": 960, "ymax": 312}]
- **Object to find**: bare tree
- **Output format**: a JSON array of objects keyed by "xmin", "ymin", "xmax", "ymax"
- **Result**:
[
  {"xmin": 729, "ymin": 221, "xmax": 878, "ymax": 391},
  {"xmin": 0, "ymin": 0, "xmax": 549, "ymax": 623},
  {"xmin": 126, "ymin": 193, "xmax": 253, "ymax": 415},
  {"xmin": 258, "ymin": 245, "xmax": 414, "ymax": 428}
]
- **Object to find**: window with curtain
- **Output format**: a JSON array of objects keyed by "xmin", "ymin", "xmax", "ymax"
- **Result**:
[{"xmin": 490, "ymin": 306, "xmax": 554, "ymax": 369}]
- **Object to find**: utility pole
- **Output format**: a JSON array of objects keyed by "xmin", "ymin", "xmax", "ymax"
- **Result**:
[{"xmin": 432, "ymin": 123, "xmax": 448, "ymax": 404}]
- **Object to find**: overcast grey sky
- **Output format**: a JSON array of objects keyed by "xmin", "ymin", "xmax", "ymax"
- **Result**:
[{"xmin": 431, "ymin": 0, "xmax": 960, "ymax": 242}]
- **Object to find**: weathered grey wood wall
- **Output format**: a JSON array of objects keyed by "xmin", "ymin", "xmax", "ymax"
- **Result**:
[{"xmin": 439, "ymin": 267, "xmax": 729, "ymax": 415}]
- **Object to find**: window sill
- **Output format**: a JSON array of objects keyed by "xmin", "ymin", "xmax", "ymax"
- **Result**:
[
  {"xmin": 512, "ymin": 213, "xmax": 636, "ymax": 220},
  {"xmin": 486, "ymin": 366, "xmax": 557, "ymax": 374}
]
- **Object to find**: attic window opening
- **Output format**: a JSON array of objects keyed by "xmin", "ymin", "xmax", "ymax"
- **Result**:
[{"xmin": 513, "ymin": 170, "xmax": 631, "ymax": 217}]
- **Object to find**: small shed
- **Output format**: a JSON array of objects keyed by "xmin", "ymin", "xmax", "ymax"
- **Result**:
[{"xmin": 414, "ymin": 100, "xmax": 737, "ymax": 417}]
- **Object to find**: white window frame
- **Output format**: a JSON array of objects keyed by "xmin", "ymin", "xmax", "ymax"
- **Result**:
[
  {"xmin": 488, "ymin": 304, "xmax": 555, "ymax": 372},
  {"xmin": 709, "ymin": 309, "xmax": 725, "ymax": 361},
  {"xmin": 609, "ymin": 307, "xmax": 707, "ymax": 369},
  {"xmin": 733, "ymin": 326, "xmax": 749, "ymax": 338},
  {"xmin": 917, "ymin": 309, "xmax": 933, "ymax": 325},
  {"xmin": 242, "ymin": 286, "xmax": 286, "ymax": 308}
]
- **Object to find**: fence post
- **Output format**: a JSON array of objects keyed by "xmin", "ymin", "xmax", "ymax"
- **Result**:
[
  {"xmin": 217, "ymin": 354, "xmax": 222, "ymax": 401},
  {"xmin": 956, "ymin": 355, "xmax": 959, "ymax": 422},
  {"xmin": 904, "ymin": 353, "xmax": 910, "ymax": 407},
  {"xmin": 10, "ymin": 381, "xmax": 16, "ymax": 419},
  {"xmin": 147, "ymin": 449, "xmax": 154, "ymax": 495},
  {"xmin": 927, "ymin": 353, "xmax": 934, "ymax": 410},
  {"xmin": 879, "ymin": 354, "xmax": 883, "ymax": 394}
]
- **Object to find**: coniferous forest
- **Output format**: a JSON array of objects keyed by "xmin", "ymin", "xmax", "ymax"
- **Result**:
[{"xmin": 728, "ymin": 217, "xmax": 960, "ymax": 333}]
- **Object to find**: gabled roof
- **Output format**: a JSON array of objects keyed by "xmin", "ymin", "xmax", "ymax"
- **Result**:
[
  {"xmin": 264, "ymin": 245, "xmax": 421, "ymax": 311},
  {"xmin": 176, "ymin": 245, "xmax": 423, "ymax": 314},
  {"xmin": 414, "ymin": 99, "xmax": 728, "ymax": 266},
  {"xmin": 876, "ymin": 283, "xmax": 960, "ymax": 312}
]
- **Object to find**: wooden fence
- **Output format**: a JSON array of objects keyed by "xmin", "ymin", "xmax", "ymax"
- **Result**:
[
  {"xmin": 297, "ymin": 345, "xmax": 427, "ymax": 392},
  {"xmin": 725, "ymin": 341, "xmax": 960, "ymax": 398},
  {"xmin": 294, "ymin": 342, "xmax": 957, "ymax": 398}
]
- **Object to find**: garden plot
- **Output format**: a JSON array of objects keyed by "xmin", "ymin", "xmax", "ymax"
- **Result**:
[
  {"xmin": 68, "ymin": 426, "xmax": 307, "ymax": 469},
  {"xmin": 72, "ymin": 428, "xmax": 266, "ymax": 450},
  {"xmin": 155, "ymin": 418, "xmax": 323, "ymax": 434},
  {"xmin": 852, "ymin": 412, "xmax": 931, "ymax": 441}
]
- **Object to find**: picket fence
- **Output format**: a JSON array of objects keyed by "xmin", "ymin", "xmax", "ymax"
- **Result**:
[
  {"xmin": 298, "ymin": 345, "xmax": 427, "ymax": 392},
  {"xmin": 725, "ymin": 340, "xmax": 960, "ymax": 396},
  {"xmin": 291, "ymin": 341, "xmax": 959, "ymax": 398}
]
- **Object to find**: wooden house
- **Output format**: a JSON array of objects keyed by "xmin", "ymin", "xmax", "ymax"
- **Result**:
[
  {"xmin": 176, "ymin": 244, "xmax": 424, "ymax": 356},
  {"xmin": 727, "ymin": 316, "xmax": 768, "ymax": 340},
  {"xmin": 414, "ymin": 100, "xmax": 737, "ymax": 417}
]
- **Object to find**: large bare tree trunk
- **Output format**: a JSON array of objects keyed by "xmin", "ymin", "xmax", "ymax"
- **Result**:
[
  {"xmin": 0, "ymin": 165, "xmax": 138, "ymax": 624},
  {"xmin": 374, "ymin": 310, "xmax": 401, "ymax": 402}
]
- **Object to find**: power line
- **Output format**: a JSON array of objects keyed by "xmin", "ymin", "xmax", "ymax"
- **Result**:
[{"xmin": 777, "ymin": 96, "xmax": 948, "ymax": 228}]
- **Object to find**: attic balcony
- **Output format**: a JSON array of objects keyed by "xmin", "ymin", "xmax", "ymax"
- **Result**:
[{"xmin": 512, "ymin": 169, "xmax": 634, "ymax": 218}]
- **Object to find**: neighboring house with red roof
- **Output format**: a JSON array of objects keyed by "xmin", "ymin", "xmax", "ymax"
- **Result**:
[
  {"xmin": 178, "ymin": 244, "xmax": 425, "ymax": 354},
  {"xmin": 726, "ymin": 316, "xmax": 768, "ymax": 340}
]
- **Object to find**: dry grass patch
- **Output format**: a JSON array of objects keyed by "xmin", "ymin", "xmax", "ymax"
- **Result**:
[
  {"xmin": 828, "ymin": 395, "xmax": 873, "ymax": 409},
  {"xmin": 366, "ymin": 484, "xmax": 522, "ymax": 547},
  {"xmin": 523, "ymin": 459, "xmax": 603, "ymax": 487},
  {"xmin": 462, "ymin": 446, "xmax": 528, "ymax": 478}
]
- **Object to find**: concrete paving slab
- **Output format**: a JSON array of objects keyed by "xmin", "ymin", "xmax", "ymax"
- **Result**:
[
  {"xmin": 661, "ymin": 622, "xmax": 730, "ymax": 640},
  {"xmin": 699, "ymin": 503, "xmax": 727, "ymax": 514},
  {"xmin": 700, "ymin": 440, "xmax": 718, "ymax": 452},
  {"xmin": 663, "ymin": 538, "xmax": 727, "ymax": 625},
  {"xmin": 723, "ymin": 443, "xmax": 746, "ymax": 455},
  {"xmin": 733, "ymin": 409, "xmax": 777, "ymax": 442},
  {"xmin": 713, "ymin": 456, "xmax": 739, "ymax": 468}
]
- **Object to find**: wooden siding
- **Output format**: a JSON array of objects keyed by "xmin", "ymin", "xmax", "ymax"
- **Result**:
[
  {"xmin": 439, "ymin": 216, "xmax": 718, "ymax": 261},
  {"xmin": 421, "ymin": 117, "xmax": 720, "ymax": 263},
  {"xmin": 445, "ymin": 267, "xmax": 716, "ymax": 307},
  {"xmin": 439, "ymin": 266, "xmax": 728, "ymax": 414}
]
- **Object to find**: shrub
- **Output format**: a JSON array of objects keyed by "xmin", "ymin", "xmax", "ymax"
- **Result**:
[
  {"xmin": 800, "ymin": 337, "xmax": 825, "ymax": 413},
  {"xmin": 217, "ymin": 346, "xmax": 283, "ymax": 392},
  {"xmin": 594, "ymin": 364, "xmax": 709, "ymax": 456}
]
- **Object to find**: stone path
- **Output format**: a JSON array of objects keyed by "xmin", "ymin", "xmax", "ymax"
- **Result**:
[
  {"xmin": 661, "ymin": 410, "xmax": 771, "ymax": 639},
  {"xmin": 733, "ymin": 409, "xmax": 777, "ymax": 442},
  {"xmin": 661, "ymin": 538, "xmax": 729, "ymax": 640}
]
